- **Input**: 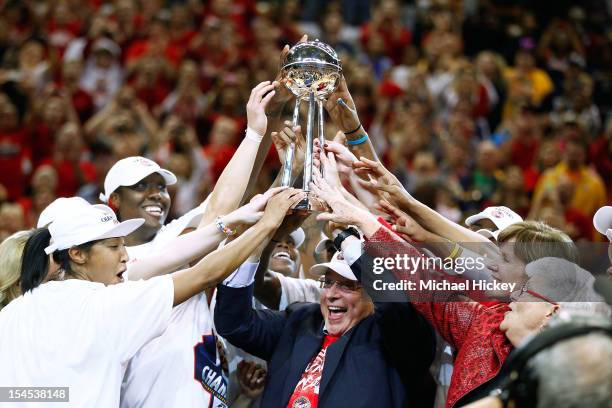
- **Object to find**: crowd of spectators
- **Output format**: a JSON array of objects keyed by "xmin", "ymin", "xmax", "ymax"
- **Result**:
[{"xmin": 0, "ymin": 0, "xmax": 610, "ymax": 243}]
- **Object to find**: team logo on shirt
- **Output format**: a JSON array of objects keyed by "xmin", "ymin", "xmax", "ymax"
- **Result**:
[
  {"xmin": 194, "ymin": 335, "xmax": 229, "ymax": 408},
  {"xmin": 292, "ymin": 396, "xmax": 312, "ymax": 408}
]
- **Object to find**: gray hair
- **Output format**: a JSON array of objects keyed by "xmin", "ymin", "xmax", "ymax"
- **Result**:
[{"xmin": 532, "ymin": 332, "xmax": 612, "ymax": 408}]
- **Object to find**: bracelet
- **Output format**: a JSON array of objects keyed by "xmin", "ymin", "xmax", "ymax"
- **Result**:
[
  {"xmin": 347, "ymin": 134, "xmax": 369, "ymax": 146},
  {"xmin": 215, "ymin": 216, "xmax": 236, "ymax": 237},
  {"xmin": 333, "ymin": 227, "xmax": 360, "ymax": 251},
  {"xmin": 448, "ymin": 242, "xmax": 462, "ymax": 259},
  {"xmin": 343, "ymin": 123, "xmax": 362, "ymax": 135},
  {"xmin": 245, "ymin": 127, "xmax": 264, "ymax": 143}
]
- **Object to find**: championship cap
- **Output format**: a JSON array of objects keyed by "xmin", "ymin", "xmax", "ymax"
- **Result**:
[
  {"xmin": 100, "ymin": 156, "xmax": 177, "ymax": 203},
  {"xmin": 45, "ymin": 204, "xmax": 144, "ymax": 254}
]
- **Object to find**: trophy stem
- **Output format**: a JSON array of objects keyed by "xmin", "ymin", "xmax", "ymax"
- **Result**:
[
  {"xmin": 281, "ymin": 100, "xmax": 301, "ymax": 187},
  {"xmin": 303, "ymin": 91, "xmax": 316, "ymax": 192},
  {"xmin": 317, "ymin": 99, "xmax": 325, "ymax": 176}
]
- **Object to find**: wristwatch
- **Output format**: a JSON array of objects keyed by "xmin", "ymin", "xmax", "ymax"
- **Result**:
[{"xmin": 333, "ymin": 227, "xmax": 360, "ymax": 251}]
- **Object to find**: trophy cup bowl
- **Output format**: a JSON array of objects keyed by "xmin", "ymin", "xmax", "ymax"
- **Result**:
[
  {"xmin": 280, "ymin": 40, "xmax": 342, "ymax": 213},
  {"xmin": 282, "ymin": 40, "xmax": 342, "ymax": 100}
]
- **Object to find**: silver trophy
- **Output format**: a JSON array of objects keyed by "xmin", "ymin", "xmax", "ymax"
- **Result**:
[{"xmin": 280, "ymin": 40, "xmax": 342, "ymax": 211}]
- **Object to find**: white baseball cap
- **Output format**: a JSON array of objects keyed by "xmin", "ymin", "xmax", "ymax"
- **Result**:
[
  {"xmin": 37, "ymin": 197, "xmax": 107, "ymax": 228},
  {"xmin": 45, "ymin": 204, "xmax": 144, "ymax": 254},
  {"xmin": 593, "ymin": 206, "xmax": 612, "ymax": 242},
  {"xmin": 310, "ymin": 252, "xmax": 357, "ymax": 281},
  {"xmin": 289, "ymin": 228, "xmax": 305, "ymax": 249},
  {"xmin": 465, "ymin": 206, "xmax": 523, "ymax": 240},
  {"xmin": 100, "ymin": 156, "xmax": 177, "ymax": 203}
]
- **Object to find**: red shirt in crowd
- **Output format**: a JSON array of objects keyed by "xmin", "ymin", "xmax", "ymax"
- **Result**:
[
  {"xmin": 38, "ymin": 159, "xmax": 96, "ymax": 198},
  {"xmin": 286, "ymin": 334, "xmax": 340, "ymax": 408},
  {"xmin": 0, "ymin": 129, "xmax": 31, "ymax": 201}
]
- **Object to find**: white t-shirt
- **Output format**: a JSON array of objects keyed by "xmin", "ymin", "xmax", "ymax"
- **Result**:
[
  {"xmin": 121, "ymin": 201, "xmax": 237, "ymax": 408},
  {"xmin": 270, "ymin": 271, "xmax": 321, "ymax": 310},
  {"xmin": 125, "ymin": 204, "xmax": 205, "ymax": 279},
  {"xmin": 0, "ymin": 276, "xmax": 173, "ymax": 408},
  {"xmin": 121, "ymin": 293, "xmax": 230, "ymax": 408}
]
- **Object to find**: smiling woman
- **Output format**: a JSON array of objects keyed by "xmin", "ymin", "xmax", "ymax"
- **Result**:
[{"xmin": 0, "ymin": 188, "xmax": 304, "ymax": 407}]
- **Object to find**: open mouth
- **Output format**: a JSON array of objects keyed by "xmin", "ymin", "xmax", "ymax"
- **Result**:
[
  {"xmin": 116, "ymin": 269, "xmax": 125, "ymax": 282},
  {"xmin": 327, "ymin": 306, "xmax": 347, "ymax": 321},
  {"xmin": 143, "ymin": 205, "xmax": 164, "ymax": 218},
  {"xmin": 272, "ymin": 251, "xmax": 291, "ymax": 260}
]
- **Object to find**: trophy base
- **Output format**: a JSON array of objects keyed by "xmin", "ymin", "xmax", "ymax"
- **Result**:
[{"xmin": 290, "ymin": 194, "xmax": 328, "ymax": 214}]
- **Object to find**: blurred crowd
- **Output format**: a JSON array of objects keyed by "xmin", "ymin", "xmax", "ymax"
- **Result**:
[{"xmin": 0, "ymin": 0, "xmax": 610, "ymax": 242}]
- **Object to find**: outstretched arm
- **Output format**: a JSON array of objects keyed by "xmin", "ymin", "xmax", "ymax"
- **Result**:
[
  {"xmin": 171, "ymin": 188, "xmax": 306, "ymax": 306},
  {"xmin": 325, "ymin": 76, "xmax": 377, "ymax": 161},
  {"xmin": 200, "ymin": 81, "xmax": 278, "ymax": 227},
  {"xmin": 353, "ymin": 157, "xmax": 494, "ymax": 248},
  {"xmin": 127, "ymin": 188, "xmax": 285, "ymax": 280}
]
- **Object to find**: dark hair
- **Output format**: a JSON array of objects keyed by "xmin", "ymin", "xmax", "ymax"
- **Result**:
[
  {"xmin": 52, "ymin": 240, "xmax": 101, "ymax": 277},
  {"xmin": 20, "ymin": 228, "xmax": 52, "ymax": 293}
]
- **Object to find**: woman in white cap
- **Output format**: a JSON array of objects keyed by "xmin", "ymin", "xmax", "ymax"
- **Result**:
[
  {"xmin": 100, "ymin": 81, "xmax": 288, "ymax": 407},
  {"xmin": 0, "ymin": 188, "xmax": 304, "ymax": 407}
]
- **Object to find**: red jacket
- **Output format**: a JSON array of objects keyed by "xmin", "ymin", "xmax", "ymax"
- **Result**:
[{"xmin": 365, "ymin": 224, "xmax": 513, "ymax": 408}]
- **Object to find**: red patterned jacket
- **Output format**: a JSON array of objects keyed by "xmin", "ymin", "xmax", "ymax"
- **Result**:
[{"xmin": 365, "ymin": 223, "xmax": 513, "ymax": 408}]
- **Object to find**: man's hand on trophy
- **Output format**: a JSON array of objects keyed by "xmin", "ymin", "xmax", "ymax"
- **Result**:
[
  {"xmin": 247, "ymin": 81, "xmax": 277, "ymax": 136},
  {"xmin": 324, "ymin": 76, "xmax": 361, "ymax": 134}
]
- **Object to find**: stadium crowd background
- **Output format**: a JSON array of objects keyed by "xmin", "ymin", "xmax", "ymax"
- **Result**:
[{"xmin": 0, "ymin": 0, "xmax": 610, "ymax": 243}]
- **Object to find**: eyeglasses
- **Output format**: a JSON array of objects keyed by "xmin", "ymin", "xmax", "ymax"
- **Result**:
[
  {"xmin": 318, "ymin": 276, "xmax": 361, "ymax": 293},
  {"xmin": 510, "ymin": 280, "xmax": 558, "ymax": 305}
]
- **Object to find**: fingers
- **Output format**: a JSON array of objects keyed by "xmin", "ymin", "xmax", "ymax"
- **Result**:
[
  {"xmin": 260, "ymin": 89, "xmax": 276, "ymax": 108},
  {"xmin": 327, "ymin": 151, "xmax": 338, "ymax": 168},
  {"xmin": 316, "ymin": 212, "xmax": 338, "ymax": 223},
  {"xmin": 264, "ymin": 186, "xmax": 288, "ymax": 198},
  {"xmin": 255, "ymin": 83, "xmax": 276, "ymax": 102},
  {"xmin": 298, "ymin": 34, "xmax": 308, "ymax": 43},
  {"xmin": 249, "ymin": 81, "xmax": 271, "ymax": 101},
  {"xmin": 323, "ymin": 140, "xmax": 346, "ymax": 155},
  {"xmin": 378, "ymin": 199, "xmax": 405, "ymax": 219}
]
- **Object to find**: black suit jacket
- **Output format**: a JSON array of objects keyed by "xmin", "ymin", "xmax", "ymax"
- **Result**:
[{"xmin": 214, "ymin": 284, "xmax": 435, "ymax": 407}]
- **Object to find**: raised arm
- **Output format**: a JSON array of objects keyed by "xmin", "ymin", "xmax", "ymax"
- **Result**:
[
  {"xmin": 171, "ymin": 188, "xmax": 306, "ymax": 306},
  {"xmin": 353, "ymin": 157, "xmax": 494, "ymax": 248},
  {"xmin": 325, "ymin": 76, "xmax": 377, "ymax": 161},
  {"xmin": 199, "ymin": 81, "xmax": 278, "ymax": 226},
  {"xmin": 127, "ymin": 188, "xmax": 285, "ymax": 280}
]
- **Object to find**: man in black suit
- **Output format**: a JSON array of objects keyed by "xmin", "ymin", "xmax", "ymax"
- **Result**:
[{"xmin": 215, "ymin": 252, "xmax": 435, "ymax": 407}]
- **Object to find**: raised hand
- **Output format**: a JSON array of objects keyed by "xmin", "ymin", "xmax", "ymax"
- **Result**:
[
  {"xmin": 271, "ymin": 122, "xmax": 305, "ymax": 165},
  {"xmin": 377, "ymin": 200, "xmax": 432, "ymax": 242},
  {"xmin": 324, "ymin": 76, "xmax": 361, "ymax": 133},
  {"xmin": 320, "ymin": 150, "xmax": 342, "ymax": 190},
  {"xmin": 261, "ymin": 188, "xmax": 307, "ymax": 228},
  {"xmin": 310, "ymin": 169, "xmax": 359, "ymax": 226},
  {"xmin": 353, "ymin": 157, "xmax": 413, "ymax": 208},
  {"xmin": 267, "ymin": 34, "xmax": 309, "ymax": 114},
  {"xmin": 223, "ymin": 187, "xmax": 288, "ymax": 228},
  {"xmin": 247, "ymin": 81, "xmax": 277, "ymax": 136},
  {"xmin": 324, "ymin": 138, "xmax": 358, "ymax": 178}
]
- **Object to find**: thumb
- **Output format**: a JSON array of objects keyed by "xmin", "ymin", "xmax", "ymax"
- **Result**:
[{"xmin": 333, "ymin": 130, "xmax": 346, "ymax": 144}]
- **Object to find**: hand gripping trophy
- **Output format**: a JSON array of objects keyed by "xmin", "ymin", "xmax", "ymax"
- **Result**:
[{"xmin": 280, "ymin": 40, "xmax": 342, "ymax": 211}]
